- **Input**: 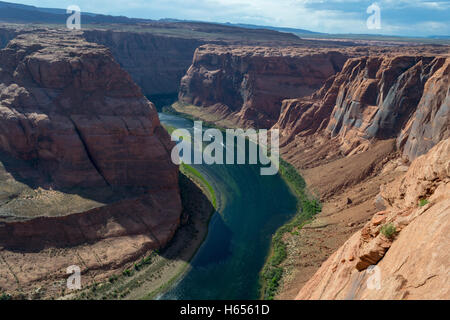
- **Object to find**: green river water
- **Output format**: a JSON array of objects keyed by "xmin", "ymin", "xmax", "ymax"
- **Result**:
[{"xmin": 159, "ymin": 113, "xmax": 298, "ymax": 300}]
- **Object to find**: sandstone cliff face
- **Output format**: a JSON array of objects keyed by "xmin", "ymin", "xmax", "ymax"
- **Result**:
[
  {"xmin": 179, "ymin": 45, "xmax": 348, "ymax": 128},
  {"xmin": 276, "ymin": 55, "xmax": 450, "ymax": 160},
  {"xmin": 0, "ymin": 31, "xmax": 178, "ymax": 190},
  {"xmin": 296, "ymin": 138, "xmax": 450, "ymax": 300},
  {"xmin": 273, "ymin": 50, "xmax": 449, "ymax": 300},
  {"xmin": 0, "ymin": 30, "xmax": 181, "ymax": 297},
  {"xmin": 81, "ymin": 23, "xmax": 313, "ymax": 108},
  {"xmin": 82, "ymin": 30, "xmax": 204, "ymax": 106}
]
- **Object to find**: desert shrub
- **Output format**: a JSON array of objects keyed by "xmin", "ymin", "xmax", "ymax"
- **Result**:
[
  {"xmin": 270, "ymin": 239, "xmax": 287, "ymax": 267},
  {"xmin": 142, "ymin": 255, "xmax": 152, "ymax": 265},
  {"xmin": 419, "ymin": 199, "xmax": 429, "ymax": 207},
  {"xmin": 262, "ymin": 266, "xmax": 283, "ymax": 300},
  {"xmin": 122, "ymin": 269, "xmax": 133, "ymax": 277},
  {"xmin": 380, "ymin": 223, "xmax": 397, "ymax": 238}
]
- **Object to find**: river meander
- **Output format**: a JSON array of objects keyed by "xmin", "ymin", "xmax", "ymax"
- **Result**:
[{"xmin": 159, "ymin": 113, "xmax": 297, "ymax": 300}]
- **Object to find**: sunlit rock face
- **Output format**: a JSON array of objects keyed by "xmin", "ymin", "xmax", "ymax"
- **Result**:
[
  {"xmin": 0, "ymin": 30, "xmax": 182, "ymax": 297},
  {"xmin": 0, "ymin": 30, "xmax": 178, "ymax": 190},
  {"xmin": 296, "ymin": 138, "xmax": 450, "ymax": 300},
  {"xmin": 179, "ymin": 44, "xmax": 348, "ymax": 128}
]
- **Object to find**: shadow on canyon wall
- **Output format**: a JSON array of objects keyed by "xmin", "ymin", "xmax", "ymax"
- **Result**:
[{"xmin": 0, "ymin": 151, "xmax": 218, "ymax": 269}]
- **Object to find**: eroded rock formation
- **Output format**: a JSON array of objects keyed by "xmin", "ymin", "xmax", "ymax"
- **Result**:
[
  {"xmin": 82, "ymin": 30, "xmax": 204, "ymax": 106},
  {"xmin": 178, "ymin": 45, "xmax": 348, "ymax": 128},
  {"xmin": 0, "ymin": 30, "xmax": 178, "ymax": 189},
  {"xmin": 276, "ymin": 55, "xmax": 450, "ymax": 160},
  {"xmin": 81, "ymin": 24, "xmax": 305, "ymax": 108},
  {"xmin": 0, "ymin": 30, "xmax": 181, "ymax": 298},
  {"xmin": 274, "ymin": 51, "xmax": 449, "ymax": 300}
]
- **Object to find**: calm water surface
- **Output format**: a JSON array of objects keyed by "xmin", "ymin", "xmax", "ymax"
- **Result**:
[{"xmin": 159, "ymin": 113, "xmax": 297, "ymax": 300}]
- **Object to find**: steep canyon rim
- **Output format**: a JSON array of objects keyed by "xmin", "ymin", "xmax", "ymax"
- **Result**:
[{"xmin": 169, "ymin": 121, "xmax": 280, "ymax": 176}]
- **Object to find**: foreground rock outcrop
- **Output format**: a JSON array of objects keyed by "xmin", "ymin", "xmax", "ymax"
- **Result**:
[
  {"xmin": 0, "ymin": 30, "xmax": 181, "ymax": 298},
  {"xmin": 296, "ymin": 138, "xmax": 450, "ymax": 300},
  {"xmin": 179, "ymin": 45, "xmax": 348, "ymax": 128}
]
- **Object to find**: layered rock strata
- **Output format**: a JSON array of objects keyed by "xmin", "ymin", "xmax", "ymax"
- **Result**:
[
  {"xmin": 274, "ymin": 52, "xmax": 449, "ymax": 300},
  {"xmin": 0, "ymin": 30, "xmax": 181, "ymax": 298},
  {"xmin": 178, "ymin": 45, "xmax": 348, "ymax": 128}
]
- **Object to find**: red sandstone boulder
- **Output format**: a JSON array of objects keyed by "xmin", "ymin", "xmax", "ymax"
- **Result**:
[{"xmin": 275, "ymin": 54, "xmax": 450, "ymax": 161}]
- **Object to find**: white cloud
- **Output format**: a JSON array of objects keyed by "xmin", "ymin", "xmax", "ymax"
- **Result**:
[{"xmin": 7, "ymin": 0, "xmax": 450, "ymax": 36}]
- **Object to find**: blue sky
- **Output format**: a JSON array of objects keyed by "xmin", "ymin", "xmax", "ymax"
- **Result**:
[{"xmin": 7, "ymin": 0, "xmax": 450, "ymax": 36}]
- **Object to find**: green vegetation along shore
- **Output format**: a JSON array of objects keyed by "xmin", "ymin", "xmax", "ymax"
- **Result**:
[
  {"xmin": 162, "ymin": 106, "xmax": 321, "ymax": 300},
  {"xmin": 163, "ymin": 103, "xmax": 228, "ymax": 132},
  {"xmin": 162, "ymin": 122, "xmax": 217, "ymax": 209},
  {"xmin": 260, "ymin": 159, "xmax": 321, "ymax": 300},
  {"xmin": 180, "ymin": 163, "xmax": 217, "ymax": 209}
]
